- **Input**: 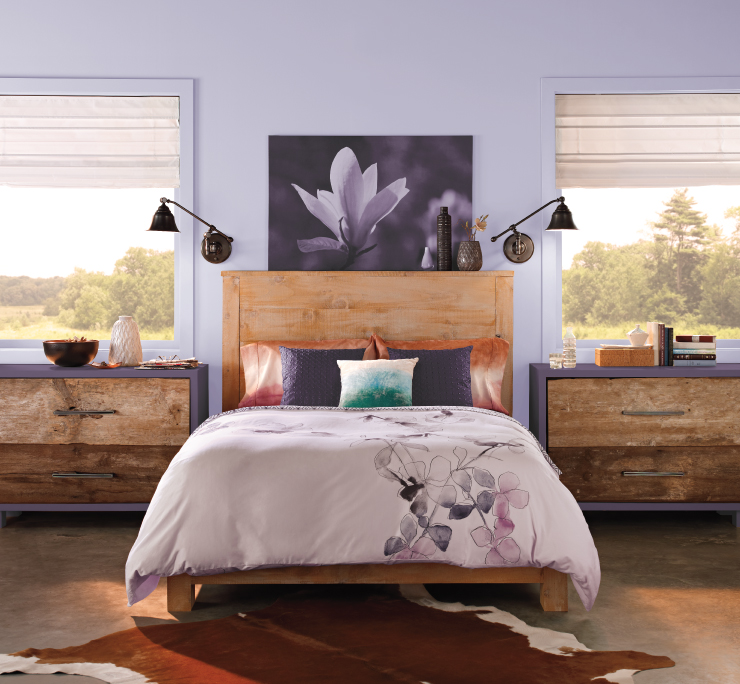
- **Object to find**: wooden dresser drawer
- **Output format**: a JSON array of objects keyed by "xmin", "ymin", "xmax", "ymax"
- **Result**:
[
  {"xmin": 552, "ymin": 446, "xmax": 740, "ymax": 502},
  {"xmin": 0, "ymin": 377, "xmax": 190, "ymax": 446},
  {"xmin": 548, "ymin": 377, "xmax": 740, "ymax": 448},
  {"xmin": 0, "ymin": 444, "xmax": 179, "ymax": 503}
]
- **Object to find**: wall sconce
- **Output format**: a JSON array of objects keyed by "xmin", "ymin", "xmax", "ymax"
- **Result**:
[
  {"xmin": 148, "ymin": 198, "xmax": 234, "ymax": 264},
  {"xmin": 490, "ymin": 196, "xmax": 577, "ymax": 263}
]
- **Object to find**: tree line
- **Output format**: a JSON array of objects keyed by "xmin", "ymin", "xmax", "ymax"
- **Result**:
[
  {"xmin": 563, "ymin": 189, "xmax": 740, "ymax": 328},
  {"xmin": 0, "ymin": 247, "xmax": 174, "ymax": 333}
]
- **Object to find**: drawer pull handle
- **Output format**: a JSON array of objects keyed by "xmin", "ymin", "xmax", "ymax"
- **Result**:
[
  {"xmin": 52, "ymin": 472, "xmax": 114, "ymax": 479},
  {"xmin": 622, "ymin": 410, "xmax": 685, "ymax": 416},
  {"xmin": 622, "ymin": 471, "xmax": 685, "ymax": 477},
  {"xmin": 53, "ymin": 410, "xmax": 116, "ymax": 416}
]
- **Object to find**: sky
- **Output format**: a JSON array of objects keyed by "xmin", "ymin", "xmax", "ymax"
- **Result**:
[
  {"xmin": 561, "ymin": 186, "xmax": 740, "ymax": 268},
  {"xmin": 0, "ymin": 187, "xmax": 175, "ymax": 278}
]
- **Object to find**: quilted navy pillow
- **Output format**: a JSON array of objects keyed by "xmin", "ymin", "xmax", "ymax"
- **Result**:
[
  {"xmin": 279, "ymin": 347, "xmax": 367, "ymax": 406},
  {"xmin": 388, "ymin": 346, "xmax": 473, "ymax": 407}
]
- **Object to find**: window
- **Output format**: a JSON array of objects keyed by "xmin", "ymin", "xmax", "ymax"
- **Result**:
[
  {"xmin": 553, "ymin": 92, "xmax": 740, "ymax": 344},
  {"xmin": 0, "ymin": 82, "xmax": 193, "ymax": 364}
]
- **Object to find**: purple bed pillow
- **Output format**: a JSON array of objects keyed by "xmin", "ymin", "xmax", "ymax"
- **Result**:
[
  {"xmin": 387, "ymin": 346, "xmax": 473, "ymax": 407},
  {"xmin": 279, "ymin": 347, "xmax": 367, "ymax": 406}
]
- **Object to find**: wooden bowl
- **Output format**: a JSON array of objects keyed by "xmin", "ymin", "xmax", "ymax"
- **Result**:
[{"xmin": 43, "ymin": 340, "xmax": 99, "ymax": 367}]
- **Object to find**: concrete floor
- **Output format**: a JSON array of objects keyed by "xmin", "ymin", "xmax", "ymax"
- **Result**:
[{"xmin": 0, "ymin": 511, "xmax": 738, "ymax": 683}]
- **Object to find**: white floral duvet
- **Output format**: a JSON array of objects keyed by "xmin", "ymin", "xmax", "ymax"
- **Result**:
[{"xmin": 126, "ymin": 406, "xmax": 600, "ymax": 609}]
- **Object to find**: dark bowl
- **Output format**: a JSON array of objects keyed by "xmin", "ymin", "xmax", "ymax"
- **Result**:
[{"xmin": 43, "ymin": 340, "xmax": 99, "ymax": 367}]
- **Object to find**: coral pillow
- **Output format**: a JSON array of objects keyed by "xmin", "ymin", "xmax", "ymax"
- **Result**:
[
  {"xmin": 373, "ymin": 334, "xmax": 509, "ymax": 415},
  {"xmin": 239, "ymin": 338, "xmax": 376, "ymax": 408},
  {"xmin": 337, "ymin": 358, "xmax": 418, "ymax": 408}
]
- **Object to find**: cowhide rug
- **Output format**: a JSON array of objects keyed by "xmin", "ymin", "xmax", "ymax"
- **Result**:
[{"xmin": 0, "ymin": 586, "xmax": 673, "ymax": 684}]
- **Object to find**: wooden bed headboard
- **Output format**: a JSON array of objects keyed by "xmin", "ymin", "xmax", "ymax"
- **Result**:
[{"xmin": 221, "ymin": 271, "xmax": 514, "ymax": 414}]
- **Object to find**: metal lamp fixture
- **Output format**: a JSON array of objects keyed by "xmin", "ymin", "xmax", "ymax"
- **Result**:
[
  {"xmin": 490, "ymin": 196, "xmax": 577, "ymax": 263},
  {"xmin": 148, "ymin": 198, "xmax": 234, "ymax": 264}
]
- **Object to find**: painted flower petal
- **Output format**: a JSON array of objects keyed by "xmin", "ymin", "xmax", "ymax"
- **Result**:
[
  {"xmin": 473, "ymin": 467, "xmax": 496, "ymax": 489},
  {"xmin": 477, "ymin": 490, "xmax": 495, "ymax": 514},
  {"xmin": 493, "ymin": 517, "xmax": 515, "ymax": 540},
  {"xmin": 427, "ymin": 455, "xmax": 451, "ymax": 482},
  {"xmin": 330, "ymin": 147, "xmax": 365, "ymax": 240},
  {"xmin": 493, "ymin": 493, "xmax": 509, "ymax": 519},
  {"xmin": 384, "ymin": 536, "xmax": 406, "ymax": 556},
  {"xmin": 363, "ymin": 163, "xmax": 378, "ymax": 204},
  {"xmin": 394, "ymin": 547, "xmax": 414, "ymax": 560},
  {"xmin": 410, "ymin": 490, "xmax": 429, "ymax": 517},
  {"xmin": 506, "ymin": 489, "xmax": 530, "ymax": 509},
  {"xmin": 401, "ymin": 514, "xmax": 417, "ymax": 544},
  {"xmin": 485, "ymin": 547, "xmax": 507, "ymax": 566},
  {"xmin": 411, "ymin": 536, "xmax": 436, "ymax": 557},
  {"xmin": 496, "ymin": 537, "xmax": 521, "ymax": 563},
  {"xmin": 355, "ymin": 178, "xmax": 409, "ymax": 248},
  {"xmin": 499, "ymin": 472, "xmax": 520, "ymax": 494},
  {"xmin": 427, "ymin": 524, "xmax": 452, "ymax": 552},
  {"xmin": 297, "ymin": 237, "xmax": 348, "ymax": 253},
  {"xmin": 292, "ymin": 184, "xmax": 341, "ymax": 237},
  {"xmin": 427, "ymin": 484, "xmax": 457, "ymax": 508},
  {"xmin": 471, "ymin": 526, "xmax": 493, "ymax": 547},
  {"xmin": 401, "ymin": 460, "xmax": 426, "ymax": 483},
  {"xmin": 451, "ymin": 469, "xmax": 472, "ymax": 492}
]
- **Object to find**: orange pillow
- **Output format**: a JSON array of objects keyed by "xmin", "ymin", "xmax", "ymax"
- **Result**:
[
  {"xmin": 372, "ymin": 334, "xmax": 509, "ymax": 414},
  {"xmin": 239, "ymin": 339, "xmax": 376, "ymax": 408}
]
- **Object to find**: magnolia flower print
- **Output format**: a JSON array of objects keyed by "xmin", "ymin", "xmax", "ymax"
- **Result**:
[{"xmin": 292, "ymin": 147, "xmax": 409, "ymax": 268}]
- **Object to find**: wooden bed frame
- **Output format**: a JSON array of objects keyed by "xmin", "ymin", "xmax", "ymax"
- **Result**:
[{"xmin": 167, "ymin": 270, "xmax": 569, "ymax": 612}]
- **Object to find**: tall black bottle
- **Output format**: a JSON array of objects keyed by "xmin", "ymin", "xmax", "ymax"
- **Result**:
[{"xmin": 436, "ymin": 206, "xmax": 452, "ymax": 271}]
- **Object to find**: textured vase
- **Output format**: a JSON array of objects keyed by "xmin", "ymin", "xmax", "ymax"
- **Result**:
[
  {"xmin": 457, "ymin": 241, "xmax": 483, "ymax": 271},
  {"xmin": 108, "ymin": 316, "xmax": 143, "ymax": 367}
]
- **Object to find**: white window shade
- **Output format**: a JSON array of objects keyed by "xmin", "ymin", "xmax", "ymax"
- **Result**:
[
  {"xmin": 0, "ymin": 95, "xmax": 179, "ymax": 188},
  {"xmin": 556, "ymin": 93, "xmax": 740, "ymax": 188}
]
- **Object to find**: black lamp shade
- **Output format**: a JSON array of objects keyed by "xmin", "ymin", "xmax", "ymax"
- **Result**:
[
  {"xmin": 546, "ymin": 202, "xmax": 577, "ymax": 231},
  {"xmin": 148, "ymin": 202, "xmax": 180, "ymax": 233}
]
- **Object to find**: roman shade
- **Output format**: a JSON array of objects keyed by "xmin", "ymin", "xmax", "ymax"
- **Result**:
[
  {"xmin": 556, "ymin": 93, "xmax": 740, "ymax": 188},
  {"xmin": 0, "ymin": 95, "xmax": 179, "ymax": 188}
]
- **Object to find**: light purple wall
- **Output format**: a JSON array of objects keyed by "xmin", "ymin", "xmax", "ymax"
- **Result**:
[{"xmin": 3, "ymin": 0, "xmax": 740, "ymax": 423}]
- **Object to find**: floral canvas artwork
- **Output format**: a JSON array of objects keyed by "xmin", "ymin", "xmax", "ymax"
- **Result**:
[{"xmin": 269, "ymin": 136, "xmax": 473, "ymax": 270}]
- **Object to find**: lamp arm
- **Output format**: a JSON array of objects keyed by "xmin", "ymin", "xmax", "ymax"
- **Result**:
[
  {"xmin": 490, "ymin": 196, "xmax": 564, "ymax": 243},
  {"xmin": 161, "ymin": 198, "xmax": 234, "ymax": 242}
]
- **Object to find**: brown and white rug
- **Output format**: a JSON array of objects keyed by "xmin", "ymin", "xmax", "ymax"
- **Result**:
[{"xmin": 0, "ymin": 586, "xmax": 673, "ymax": 684}]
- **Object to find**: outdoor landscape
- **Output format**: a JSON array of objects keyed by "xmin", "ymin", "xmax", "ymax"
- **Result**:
[
  {"xmin": 563, "ymin": 188, "xmax": 740, "ymax": 340},
  {"xmin": 0, "ymin": 247, "xmax": 174, "ymax": 340}
]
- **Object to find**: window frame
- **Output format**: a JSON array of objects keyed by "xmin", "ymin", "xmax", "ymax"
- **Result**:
[
  {"xmin": 541, "ymin": 77, "xmax": 740, "ymax": 364},
  {"xmin": 0, "ymin": 78, "xmax": 194, "ymax": 363}
]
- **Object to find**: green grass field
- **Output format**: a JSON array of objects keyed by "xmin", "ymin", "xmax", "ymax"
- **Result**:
[
  {"xmin": 565, "ymin": 321, "xmax": 740, "ymax": 340},
  {"xmin": 0, "ymin": 305, "xmax": 174, "ymax": 341}
]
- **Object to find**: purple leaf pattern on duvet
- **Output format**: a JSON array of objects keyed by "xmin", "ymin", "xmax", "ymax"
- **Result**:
[{"xmin": 355, "ymin": 412, "xmax": 530, "ymax": 565}]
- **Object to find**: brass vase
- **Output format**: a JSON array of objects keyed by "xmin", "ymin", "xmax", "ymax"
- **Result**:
[{"xmin": 457, "ymin": 240, "xmax": 483, "ymax": 271}]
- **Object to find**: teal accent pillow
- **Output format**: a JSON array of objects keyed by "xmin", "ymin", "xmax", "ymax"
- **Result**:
[{"xmin": 337, "ymin": 358, "xmax": 418, "ymax": 408}]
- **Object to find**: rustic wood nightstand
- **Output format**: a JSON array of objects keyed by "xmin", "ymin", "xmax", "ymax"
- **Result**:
[
  {"xmin": 0, "ymin": 364, "xmax": 209, "ymax": 527},
  {"xmin": 530, "ymin": 363, "xmax": 740, "ymax": 526}
]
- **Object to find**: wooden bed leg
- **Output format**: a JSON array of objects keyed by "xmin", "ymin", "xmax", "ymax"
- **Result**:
[
  {"xmin": 167, "ymin": 575, "xmax": 195, "ymax": 612},
  {"xmin": 540, "ymin": 568, "xmax": 568, "ymax": 612}
]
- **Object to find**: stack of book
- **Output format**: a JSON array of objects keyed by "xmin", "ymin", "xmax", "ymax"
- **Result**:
[
  {"xmin": 647, "ymin": 322, "xmax": 673, "ymax": 366},
  {"xmin": 673, "ymin": 336, "xmax": 716, "ymax": 367}
]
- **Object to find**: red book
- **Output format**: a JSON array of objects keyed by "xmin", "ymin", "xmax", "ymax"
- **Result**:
[
  {"xmin": 675, "ymin": 335, "xmax": 716, "ymax": 343},
  {"xmin": 659, "ymin": 324, "xmax": 665, "ymax": 366}
]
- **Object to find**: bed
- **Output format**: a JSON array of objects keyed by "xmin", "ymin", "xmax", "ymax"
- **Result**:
[{"xmin": 125, "ymin": 271, "xmax": 600, "ymax": 613}]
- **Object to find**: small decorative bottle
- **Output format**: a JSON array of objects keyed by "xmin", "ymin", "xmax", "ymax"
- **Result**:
[
  {"xmin": 108, "ymin": 316, "xmax": 143, "ymax": 367},
  {"xmin": 563, "ymin": 326, "xmax": 577, "ymax": 369},
  {"xmin": 436, "ymin": 207, "xmax": 452, "ymax": 271}
]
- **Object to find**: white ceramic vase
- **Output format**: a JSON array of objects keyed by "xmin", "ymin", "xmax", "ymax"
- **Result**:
[
  {"xmin": 627, "ymin": 324, "xmax": 649, "ymax": 347},
  {"xmin": 108, "ymin": 316, "xmax": 143, "ymax": 367}
]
